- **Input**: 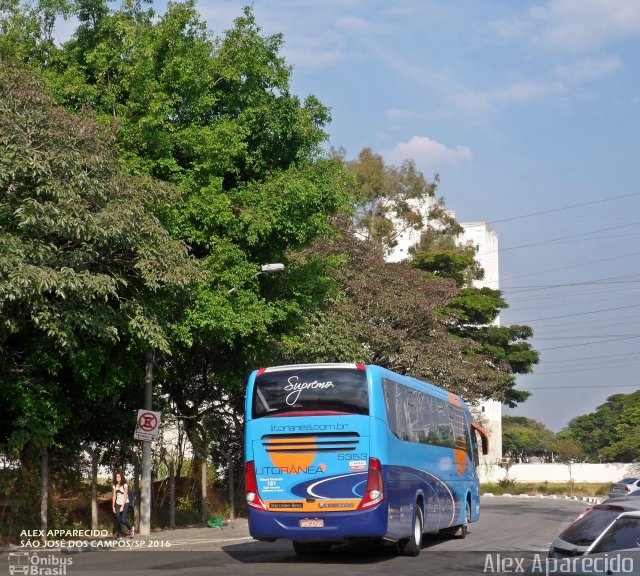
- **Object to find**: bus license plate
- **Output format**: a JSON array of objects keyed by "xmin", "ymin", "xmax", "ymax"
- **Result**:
[{"xmin": 299, "ymin": 519, "xmax": 324, "ymax": 528}]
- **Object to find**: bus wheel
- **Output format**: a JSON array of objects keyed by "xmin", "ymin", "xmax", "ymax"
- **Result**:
[
  {"xmin": 292, "ymin": 542, "xmax": 332, "ymax": 556},
  {"xmin": 460, "ymin": 500, "xmax": 470, "ymax": 539},
  {"xmin": 399, "ymin": 504, "xmax": 423, "ymax": 557}
]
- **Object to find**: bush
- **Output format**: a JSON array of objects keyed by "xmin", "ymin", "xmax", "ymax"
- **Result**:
[{"xmin": 497, "ymin": 478, "xmax": 518, "ymax": 490}]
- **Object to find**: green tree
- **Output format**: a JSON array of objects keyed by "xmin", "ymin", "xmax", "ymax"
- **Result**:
[
  {"xmin": 345, "ymin": 147, "xmax": 539, "ymax": 406},
  {"xmin": 413, "ymin": 234, "xmax": 538, "ymax": 405},
  {"xmin": 550, "ymin": 436, "xmax": 584, "ymax": 463},
  {"xmin": 0, "ymin": 1, "xmax": 353, "ymax": 483},
  {"xmin": 0, "ymin": 64, "xmax": 195, "ymax": 529},
  {"xmin": 345, "ymin": 147, "xmax": 438, "ymax": 252},
  {"xmin": 502, "ymin": 416, "xmax": 554, "ymax": 461},
  {"xmin": 565, "ymin": 391, "xmax": 640, "ymax": 462},
  {"xmin": 276, "ymin": 219, "xmax": 515, "ymax": 402}
]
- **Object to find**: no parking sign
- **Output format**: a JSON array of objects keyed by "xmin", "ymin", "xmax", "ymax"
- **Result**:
[{"xmin": 134, "ymin": 409, "xmax": 161, "ymax": 442}]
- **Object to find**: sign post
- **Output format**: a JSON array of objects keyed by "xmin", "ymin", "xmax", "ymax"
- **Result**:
[
  {"xmin": 139, "ymin": 349, "xmax": 155, "ymax": 536},
  {"xmin": 134, "ymin": 410, "xmax": 161, "ymax": 442}
]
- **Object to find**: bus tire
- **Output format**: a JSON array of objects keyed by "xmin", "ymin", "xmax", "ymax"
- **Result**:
[
  {"xmin": 398, "ymin": 503, "xmax": 423, "ymax": 557},
  {"xmin": 460, "ymin": 499, "xmax": 470, "ymax": 539},
  {"xmin": 292, "ymin": 542, "xmax": 332, "ymax": 556}
]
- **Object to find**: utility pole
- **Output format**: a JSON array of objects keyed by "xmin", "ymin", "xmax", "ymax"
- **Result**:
[
  {"xmin": 90, "ymin": 445, "xmax": 98, "ymax": 530},
  {"xmin": 140, "ymin": 348, "xmax": 154, "ymax": 536}
]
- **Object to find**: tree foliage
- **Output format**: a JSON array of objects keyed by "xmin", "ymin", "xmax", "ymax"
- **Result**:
[
  {"xmin": 1, "ymin": 1, "xmax": 354, "ymax": 469},
  {"xmin": 276, "ymin": 219, "xmax": 518, "ymax": 402},
  {"xmin": 502, "ymin": 416, "xmax": 554, "ymax": 461},
  {"xmin": 549, "ymin": 437, "xmax": 585, "ymax": 464},
  {"xmin": 0, "ymin": 63, "xmax": 194, "ymax": 459},
  {"xmin": 345, "ymin": 147, "xmax": 438, "ymax": 252},
  {"xmin": 0, "ymin": 0, "xmax": 547, "ymax": 526},
  {"xmin": 345, "ymin": 148, "xmax": 539, "ymax": 406},
  {"xmin": 564, "ymin": 391, "xmax": 640, "ymax": 462}
]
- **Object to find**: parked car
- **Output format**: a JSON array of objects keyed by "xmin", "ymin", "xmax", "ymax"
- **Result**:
[
  {"xmin": 549, "ymin": 499, "xmax": 640, "ymax": 558},
  {"xmin": 608, "ymin": 477, "xmax": 640, "ymax": 499},
  {"xmin": 554, "ymin": 511, "xmax": 640, "ymax": 576}
]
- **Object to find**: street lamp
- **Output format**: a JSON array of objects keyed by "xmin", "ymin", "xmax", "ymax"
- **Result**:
[
  {"xmin": 229, "ymin": 263, "xmax": 285, "ymax": 293},
  {"xmin": 260, "ymin": 263, "xmax": 285, "ymax": 273}
]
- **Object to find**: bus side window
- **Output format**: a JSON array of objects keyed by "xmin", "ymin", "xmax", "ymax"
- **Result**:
[
  {"xmin": 473, "ymin": 430, "xmax": 481, "ymax": 463},
  {"xmin": 463, "ymin": 412, "xmax": 478, "ymax": 465}
]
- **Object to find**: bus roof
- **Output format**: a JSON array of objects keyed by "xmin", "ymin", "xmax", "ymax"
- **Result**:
[
  {"xmin": 258, "ymin": 362, "xmax": 363, "ymax": 373},
  {"xmin": 252, "ymin": 363, "xmax": 468, "ymax": 411}
]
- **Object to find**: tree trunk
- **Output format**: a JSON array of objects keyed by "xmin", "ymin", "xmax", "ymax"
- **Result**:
[
  {"xmin": 201, "ymin": 460, "xmax": 208, "ymax": 524},
  {"xmin": 91, "ymin": 448, "xmax": 98, "ymax": 531},
  {"xmin": 169, "ymin": 459, "xmax": 175, "ymax": 529},
  {"xmin": 40, "ymin": 447, "xmax": 48, "ymax": 541},
  {"xmin": 133, "ymin": 458, "xmax": 141, "ymax": 530},
  {"xmin": 228, "ymin": 460, "xmax": 235, "ymax": 520}
]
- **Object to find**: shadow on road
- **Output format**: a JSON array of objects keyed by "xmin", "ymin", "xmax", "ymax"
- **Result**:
[{"xmin": 221, "ymin": 533, "xmax": 458, "ymax": 565}]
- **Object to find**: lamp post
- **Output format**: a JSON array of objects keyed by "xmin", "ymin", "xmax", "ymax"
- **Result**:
[
  {"xmin": 139, "ymin": 263, "xmax": 285, "ymax": 534},
  {"xmin": 220, "ymin": 262, "xmax": 284, "ymax": 518}
]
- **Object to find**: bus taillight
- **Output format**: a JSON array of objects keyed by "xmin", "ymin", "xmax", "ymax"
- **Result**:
[
  {"xmin": 245, "ymin": 461, "xmax": 267, "ymax": 511},
  {"xmin": 358, "ymin": 458, "xmax": 384, "ymax": 510}
]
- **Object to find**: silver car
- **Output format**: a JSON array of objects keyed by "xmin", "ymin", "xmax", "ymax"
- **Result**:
[
  {"xmin": 549, "ymin": 499, "xmax": 640, "ymax": 558},
  {"xmin": 561, "ymin": 511, "xmax": 640, "ymax": 576},
  {"xmin": 609, "ymin": 477, "xmax": 640, "ymax": 499}
]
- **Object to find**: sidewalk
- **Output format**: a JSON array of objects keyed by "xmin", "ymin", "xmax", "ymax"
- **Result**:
[
  {"xmin": 1, "ymin": 519, "xmax": 253, "ymax": 554},
  {"xmin": 144, "ymin": 518, "xmax": 251, "ymax": 547}
]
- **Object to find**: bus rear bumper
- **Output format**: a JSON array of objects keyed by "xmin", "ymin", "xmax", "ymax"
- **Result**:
[{"xmin": 248, "ymin": 505, "xmax": 388, "ymax": 542}]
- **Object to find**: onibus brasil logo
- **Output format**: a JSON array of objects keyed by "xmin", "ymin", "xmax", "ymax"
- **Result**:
[{"xmin": 8, "ymin": 553, "xmax": 72, "ymax": 576}]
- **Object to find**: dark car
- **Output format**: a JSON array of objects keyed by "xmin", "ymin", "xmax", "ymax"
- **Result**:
[
  {"xmin": 549, "ymin": 499, "xmax": 640, "ymax": 558},
  {"xmin": 608, "ymin": 477, "xmax": 640, "ymax": 499}
]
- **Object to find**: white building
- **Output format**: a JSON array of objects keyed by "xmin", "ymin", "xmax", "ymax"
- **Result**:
[
  {"xmin": 458, "ymin": 221, "xmax": 502, "ymax": 466},
  {"xmin": 385, "ymin": 206, "xmax": 503, "ymax": 466}
]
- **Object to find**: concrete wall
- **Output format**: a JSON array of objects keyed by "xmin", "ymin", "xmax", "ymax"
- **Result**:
[{"xmin": 479, "ymin": 462, "xmax": 636, "ymax": 484}]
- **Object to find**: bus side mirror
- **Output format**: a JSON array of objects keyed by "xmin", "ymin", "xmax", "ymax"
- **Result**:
[{"xmin": 471, "ymin": 422, "xmax": 489, "ymax": 456}]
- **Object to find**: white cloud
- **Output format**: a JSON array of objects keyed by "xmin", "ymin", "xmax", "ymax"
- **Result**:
[
  {"xmin": 387, "ymin": 54, "xmax": 622, "ymax": 118},
  {"xmin": 453, "ymin": 80, "xmax": 560, "ymax": 114},
  {"xmin": 449, "ymin": 56, "xmax": 620, "ymax": 114},
  {"xmin": 385, "ymin": 136, "xmax": 472, "ymax": 174},
  {"xmin": 554, "ymin": 56, "xmax": 623, "ymax": 83},
  {"xmin": 284, "ymin": 47, "xmax": 345, "ymax": 71},
  {"xmin": 532, "ymin": 0, "xmax": 640, "ymax": 52}
]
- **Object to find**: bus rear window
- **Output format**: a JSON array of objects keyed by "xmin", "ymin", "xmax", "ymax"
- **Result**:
[{"xmin": 252, "ymin": 367, "xmax": 369, "ymax": 418}]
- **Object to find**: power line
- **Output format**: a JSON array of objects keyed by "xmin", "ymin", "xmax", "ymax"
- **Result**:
[
  {"xmin": 534, "ymin": 334, "xmax": 640, "ymax": 340},
  {"xmin": 522, "ymin": 383, "xmax": 640, "ymax": 390},
  {"xmin": 515, "ymin": 303, "xmax": 640, "ymax": 323},
  {"xmin": 503, "ymin": 250, "xmax": 640, "ymax": 282},
  {"xmin": 537, "ymin": 334, "xmax": 640, "ymax": 351},
  {"xmin": 539, "ymin": 351, "xmax": 640, "ymax": 365},
  {"xmin": 534, "ymin": 357, "xmax": 640, "ymax": 374},
  {"xmin": 502, "ymin": 275, "xmax": 640, "ymax": 294},
  {"xmin": 488, "ymin": 191, "xmax": 640, "ymax": 224},
  {"xmin": 481, "ymin": 221, "xmax": 640, "ymax": 255}
]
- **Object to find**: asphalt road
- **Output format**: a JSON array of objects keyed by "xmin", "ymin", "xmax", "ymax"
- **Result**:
[{"xmin": 3, "ymin": 497, "xmax": 593, "ymax": 576}]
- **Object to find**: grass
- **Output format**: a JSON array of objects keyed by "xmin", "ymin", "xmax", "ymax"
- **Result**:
[{"xmin": 481, "ymin": 481, "xmax": 611, "ymax": 497}]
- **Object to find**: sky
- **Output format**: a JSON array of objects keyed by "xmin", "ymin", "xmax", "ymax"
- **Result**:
[{"xmin": 60, "ymin": 0, "xmax": 640, "ymax": 431}]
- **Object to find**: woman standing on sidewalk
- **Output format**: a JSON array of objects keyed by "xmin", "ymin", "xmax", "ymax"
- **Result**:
[{"xmin": 112, "ymin": 470, "xmax": 134, "ymax": 538}]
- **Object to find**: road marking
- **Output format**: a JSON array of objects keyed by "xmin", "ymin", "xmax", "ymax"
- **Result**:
[{"xmin": 169, "ymin": 537, "xmax": 254, "ymax": 546}]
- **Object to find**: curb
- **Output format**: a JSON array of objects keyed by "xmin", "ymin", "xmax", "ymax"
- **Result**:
[{"xmin": 482, "ymin": 493, "xmax": 603, "ymax": 504}]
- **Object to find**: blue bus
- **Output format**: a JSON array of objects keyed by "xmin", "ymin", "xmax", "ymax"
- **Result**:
[{"xmin": 244, "ymin": 362, "xmax": 489, "ymax": 556}]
